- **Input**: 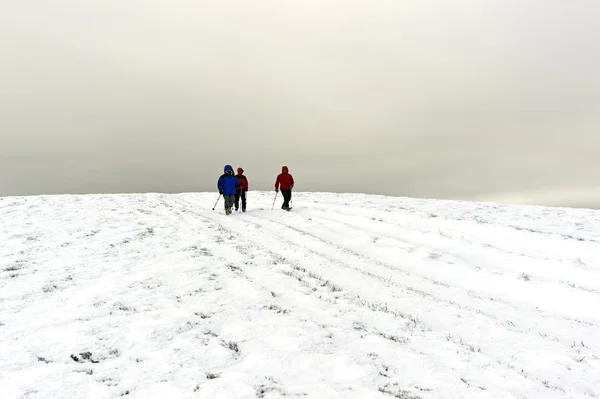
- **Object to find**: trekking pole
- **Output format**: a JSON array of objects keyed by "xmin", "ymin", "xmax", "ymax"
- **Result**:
[
  {"xmin": 212, "ymin": 194, "xmax": 222, "ymax": 210},
  {"xmin": 271, "ymin": 191, "xmax": 278, "ymax": 210}
]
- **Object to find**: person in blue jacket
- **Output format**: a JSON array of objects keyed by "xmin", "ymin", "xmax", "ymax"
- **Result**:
[{"xmin": 217, "ymin": 165, "xmax": 240, "ymax": 215}]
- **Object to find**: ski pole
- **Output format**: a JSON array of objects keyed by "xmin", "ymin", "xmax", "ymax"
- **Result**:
[
  {"xmin": 271, "ymin": 191, "xmax": 278, "ymax": 210},
  {"xmin": 212, "ymin": 194, "xmax": 222, "ymax": 210}
]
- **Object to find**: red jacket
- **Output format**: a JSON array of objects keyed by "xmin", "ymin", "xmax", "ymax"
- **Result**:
[
  {"xmin": 236, "ymin": 174, "xmax": 248, "ymax": 191},
  {"xmin": 275, "ymin": 166, "xmax": 294, "ymax": 190},
  {"xmin": 235, "ymin": 167, "xmax": 249, "ymax": 191}
]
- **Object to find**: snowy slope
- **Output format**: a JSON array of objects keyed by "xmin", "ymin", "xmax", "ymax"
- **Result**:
[{"xmin": 1, "ymin": 192, "xmax": 599, "ymax": 399}]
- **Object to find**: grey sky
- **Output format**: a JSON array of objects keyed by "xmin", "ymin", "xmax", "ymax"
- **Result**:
[{"xmin": 1, "ymin": 0, "xmax": 599, "ymax": 208}]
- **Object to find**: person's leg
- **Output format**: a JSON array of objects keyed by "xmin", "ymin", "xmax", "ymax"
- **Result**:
[
  {"xmin": 241, "ymin": 191, "xmax": 247, "ymax": 211},
  {"xmin": 281, "ymin": 190, "xmax": 291, "ymax": 209},
  {"xmin": 234, "ymin": 191, "xmax": 240, "ymax": 211},
  {"xmin": 225, "ymin": 195, "xmax": 234, "ymax": 213}
]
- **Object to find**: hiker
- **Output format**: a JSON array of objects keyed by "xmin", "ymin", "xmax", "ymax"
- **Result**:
[
  {"xmin": 217, "ymin": 164, "xmax": 239, "ymax": 215},
  {"xmin": 235, "ymin": 167, "xmax": 249, "ymax": 212},
  {"xmin": 274, "ymin": 165, "xmax": 294, "ymax": 210}
]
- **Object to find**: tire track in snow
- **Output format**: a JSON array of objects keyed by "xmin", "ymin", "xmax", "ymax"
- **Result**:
[
  {"xmin": 245, "ymin": 211, "xmax": 600, "ymax": 340},
  {"xmin": 170, "ymin": 198, "xmax": 440, "ymax": 397},
  {"xmin": 174, "ymin": 198, "xmax": 422, "ymax": 322},
  {"xmin": 298, "ymin": 208, "xmax": 600, "ymax": 309},
  {"xmin": 173, "ymin": 198, "xmax": 514, "ymax": 397},
  {"xmin": 235, "ymin": 208, "xmax": 600, "ymax": 395},
  {"xmin": 250, "ymin": 211, "xmax": 600, "ymax": 380},
  {"xmin": 260, "ymin": 208, "xmax": 600, "ymax": 325},
  {"xmin": 175, "ymin": 198, "xmax": 581, "ymax": 397},
  {"xmin": 173, "ymin": 198, "xmax": 424, "ymax": 335}
]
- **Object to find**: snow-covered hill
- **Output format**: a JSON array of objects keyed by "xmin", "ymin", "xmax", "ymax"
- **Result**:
[{"xmin": 1, "ymin": 192, "xmax": 599, "ymax": 399}]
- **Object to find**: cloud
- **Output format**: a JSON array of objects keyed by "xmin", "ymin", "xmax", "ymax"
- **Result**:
[{"xmin": 1, "ymin": 0, "xmax": 599, "ymax": 206}]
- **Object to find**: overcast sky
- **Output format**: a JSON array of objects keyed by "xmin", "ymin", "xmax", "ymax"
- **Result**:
[{"xmin": 1, "ymin": 0, "xmax": 599, "ymax": 208}]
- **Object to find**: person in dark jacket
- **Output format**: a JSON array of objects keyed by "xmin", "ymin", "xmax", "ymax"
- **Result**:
[
  {"xmin": 217, "ymin": 164, "xmax": 240, "ymax": 215},
  {"xmin": 234, "ymin": 167, "xmax": 249, "ymax": 212},
  {"xmin": 275, "ymin": 165, "xmax": 294, "ymax": 210}
]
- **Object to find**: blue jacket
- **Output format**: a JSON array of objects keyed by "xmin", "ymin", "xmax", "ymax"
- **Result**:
[{"xmin": 217, "ymin": 165, "xmax": 239, "ymax": 195}]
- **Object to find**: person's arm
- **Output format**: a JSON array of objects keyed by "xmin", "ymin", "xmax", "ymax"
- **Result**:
[{"xmin": 217, "ymin": 177, "xmax": 223, "ymax": 193}]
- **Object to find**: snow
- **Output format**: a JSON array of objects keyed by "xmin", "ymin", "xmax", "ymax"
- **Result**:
[{"xmin": 1, "ymin": 191, "xmax": 599, "ymax": 399}]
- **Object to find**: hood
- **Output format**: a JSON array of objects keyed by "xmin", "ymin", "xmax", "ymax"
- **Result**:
[
  {"xmin": 224, "ymin": 164, "xmax": 233, "ymax": 173},
  {"xmin": 282, "ymin": 165, "xmax": 288, "ymax": 173},
  {"xmin": 237, "ymin": 167, "xmax": 244, "ymax": 174}
]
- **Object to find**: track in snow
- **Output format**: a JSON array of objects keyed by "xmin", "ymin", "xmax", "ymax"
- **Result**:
[{"xmin": 1, "ymin": 192, "xmax": 599, "ymax": 399}]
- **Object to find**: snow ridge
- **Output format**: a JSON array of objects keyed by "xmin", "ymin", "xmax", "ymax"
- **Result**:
[{"xmin": 1, "ymin": 192, "xmax": 599, "ymax": 399}]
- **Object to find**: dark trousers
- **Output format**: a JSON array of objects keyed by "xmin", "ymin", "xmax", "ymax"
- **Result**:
[
  {"xmin": 281, "ymin": 189, "xmax": 292, "ymax": 209},
  {"xmin": 223, "ymin": 194, "xmax": 235, "ymax": 210},
  {"xmin": 235, "ymin": 190, "xmax": 246, "ymax": 210}
]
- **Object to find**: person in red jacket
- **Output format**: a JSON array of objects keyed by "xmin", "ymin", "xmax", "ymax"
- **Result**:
[
  {"xmin": 275, "ymin": 165, "xmax": 294, "ymax": 210},
  {"xmin": 235, "ymin": 167, "xmax": 249, "ymax": 212}
]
